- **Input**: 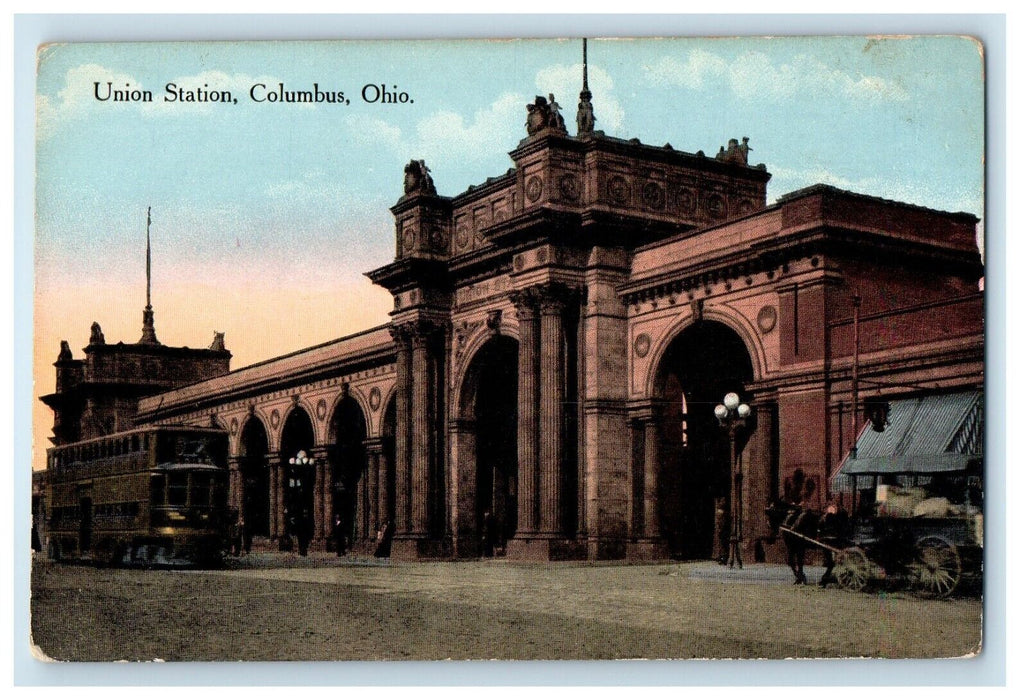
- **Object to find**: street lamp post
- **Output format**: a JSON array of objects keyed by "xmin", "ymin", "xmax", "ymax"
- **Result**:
[
  {"xmin": 286, "ymin": 450, "xmax": 314, "ymax": 550},
  {"xmin": 714, "ymin": 392, "xmax": 751, "ymax": 569}
]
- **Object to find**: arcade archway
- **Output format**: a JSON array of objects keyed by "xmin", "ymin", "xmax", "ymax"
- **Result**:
[
  {"xmin": 653, "ymin": 320, "xmax": 754, "ymax": 560},
  {"xmin": 279, "ymin": 407, "xmax": 316, "ymax": 548},
  {"xmin": 329, "ymin": 395, "xmax": 367, "ymax": 548},
  {"xmin": 239, "ymin": 417, "xmax": 270, "ymax": 538},
  {"xmin": 457, "ymin": 335, "xmax": 519, "ymax": 555}
]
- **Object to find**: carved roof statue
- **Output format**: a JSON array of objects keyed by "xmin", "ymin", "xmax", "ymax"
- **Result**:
[
  {"xmin": 715, "ymin": 136, "xmax": 753, "ymax": 166},
  {"xmin": 526, "ymin": 94, "xmax": 567, "ymax": 136},
  {"xmin": 209, "ymin": 331, "xmax": 226, "ymax": 352},
  {"xmin": 58, "ymin": 340, "xmax": 73, "ymax": 361},
  {"xmin": 89, "ymin": 322, "xmax": 105, "ymax": 345},
  {"xmin": 403, "ymin": 159, "xmax": 437, "ymax": 196}
]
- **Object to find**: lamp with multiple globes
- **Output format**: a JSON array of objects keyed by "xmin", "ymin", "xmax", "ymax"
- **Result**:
[{"xmin": 714, "ymin": 392, "xmax": 752, "ymax": 569}]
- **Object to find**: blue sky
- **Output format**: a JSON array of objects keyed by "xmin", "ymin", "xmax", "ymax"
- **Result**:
[{"xmin": 33, "ymin": 36, "xmax": 984, "ymax": 460}]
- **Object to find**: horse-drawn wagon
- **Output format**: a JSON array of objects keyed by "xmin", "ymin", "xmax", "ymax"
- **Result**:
[{"xmin": 776, "ymin": 391, "xmax": 983, "ymax": 598}]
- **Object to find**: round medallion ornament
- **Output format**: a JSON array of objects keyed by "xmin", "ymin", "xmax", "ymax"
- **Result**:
[
  {"xmin": 707, "ymin": 194, "xmax": 726, "ymax": 218},
  {"xmin": 270, "ymin": 409, "xmax": 280, "ymax": 430},
  {"xmin": 526, "ymin": 176, "xmax": 543, "ymax": 203},
  {"xmin": 608, "ymin": 176, "xmax": 630, "ymax": 204},
  {"xmin": 230, "ymin": 417, "xmax": 239, "ymax": 436},
  {"xmin": 430, "ymin": 226, "xmax": 448, "ymax": 251},
  {"xmin": 455, "ymin": 224, "xmax": 470, "ymax": 250},
  {"xmin": 369, "ymin": 387, "xmax": 382, "ymax": 412},
  {"xmin": 559, "ymin": 174, "xmax": 580, "ymax": 201},
  {"xmin": 642, "ymin": 182, "xmax": 666, "ymax": 210},
  {"xmin": 634, "ymin": 333, "xmax": 652, "ymax": 358},
  {"xmin": 677, "ymin": 187, "xmax": 696, "ymax": 214},
  {"xmin": 513, "ymin": 254, "xmax": 525, "ymax": 271},
  {"xmin": 402, "ymin": 229, "xmax": 415, "ymax": 251},
  {"xmin": 316, "ymin": 398, "xmax": 327, "ymax": 421},
  {"xmin": 757, "ymin": 305, "xmax": 778, "ymax": 334}
]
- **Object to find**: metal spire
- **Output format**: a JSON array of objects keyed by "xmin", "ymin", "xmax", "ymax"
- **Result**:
[
  {"xmin": 139, "ymin": 206, "xmax": 160, "ymax": 344},
  {"xmin": 146, "ymin": 205, "xmax": 151, "ymax": 308},
  {"xmin": 583, "ymin": 37, "xmax": 589, "ymax": 93},
  {"xmin": 576, "ymin": 38, "xmax": 595, "ymax": 137}
]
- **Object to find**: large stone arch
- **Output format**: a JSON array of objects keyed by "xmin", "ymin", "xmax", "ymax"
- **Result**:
[
  {"xmin": 277, "ymin": 405, "xmax": 317, "ymax": 549},
  {"xmin": 238, "ymin": 414, "xmax": 272, "ymax": 539},
  {"xmin": 451, "ymin": 333, "xmax": 520, "ymax": 557},
  {"xmin": 327, "ymin": 394, "xmax": 369, "ymax": 549},
  {"xmin": 451, "ymin": 321, "xmax": 519, "ymax": 402},
  {"xmin": 643, "ymin": 303, "xmax": 767, "ymax": 400},
  {"xmin": 647, "ymin": 318, "xmax": 757, "ymax": 560}
]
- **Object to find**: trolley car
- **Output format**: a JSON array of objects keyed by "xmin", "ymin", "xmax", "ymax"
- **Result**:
[{"xmin": 44, "ymin": 425, "xmax": 230, "ymax": 566}]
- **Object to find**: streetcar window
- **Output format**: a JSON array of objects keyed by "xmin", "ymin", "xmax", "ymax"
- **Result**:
[
  {"xmin": 191, "ymin": 475, "xmax": 213, "ymax": 506},
  {"xmin": 150, "ymin": 474, "xmax": 166, "ymax": 505},
  {"xmin": 168, "ymin": 473, "xmax": 188, "ymax": 506}
]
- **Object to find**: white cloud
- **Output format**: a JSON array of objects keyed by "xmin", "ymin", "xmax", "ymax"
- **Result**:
[
  {"xmin": 36, "ymin": 64, "xmax": 290, "ymax": 138},
  {"xmin": 36, "ymin": 63, "xmax": 141, "ymax": 138},
  {"xmin": 768, "ymin": 164, "xmax": 981, "ymax": 216},
  {"xmin": 415, "ymin": 92, "xmax": 524, "ymax": 156},
  {"xmin": 643, "ymin": 50, "xmax": 908, "ymax": 103},
  {"xmin": 643, "ymin": 51, "xmax": 727, "ymax": 90}
]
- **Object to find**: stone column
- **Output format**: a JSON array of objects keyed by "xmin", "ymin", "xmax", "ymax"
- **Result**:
[
  {"xmin": 410, "ymin": 322, "xmax": 434, "ymax": 538},
  {"xmin": 311, "ymin": 446, "xmax": 329, "ymax": 542},
  {"xmin": 512, "ymin": 289, "xmax": 539, "ymax": 535},
  {"xmin": 228, "ymin": 456, "xmax": 243, "ymax": 515},
  {"xmin": 538, "ymin": 285, "xmax": 567, "ymax": 535},
  {"xmin": 390, "ymin": 324, "xmax": 412, "ymax": 533},
  {"xmin": 377, "ymin": 444, "xmax": 391, "ymax": 528},
  {"xmin": 642, "ymin": 413, "xmax": 660, "ymax": 540},
  {"xmin": 268, "ymin": 452, "xmax": 282, "ymax": 539},
  {"xmin": 744, "ymin": 399, "xmax": 776, "ymax": 548},
  {"xmin": 365, "ymin": 439, "xmax": 383, "ymax": 536}
]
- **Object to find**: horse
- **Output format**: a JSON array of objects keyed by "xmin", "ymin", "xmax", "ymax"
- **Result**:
[{"xmin": 765, "ymin": 499, "xmax": 822, "ymax": 584}]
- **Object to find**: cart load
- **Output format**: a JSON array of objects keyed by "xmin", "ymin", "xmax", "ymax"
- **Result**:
[{"xmin": 828, "ymin": 391, "xmax": 983, "ymax": 597}]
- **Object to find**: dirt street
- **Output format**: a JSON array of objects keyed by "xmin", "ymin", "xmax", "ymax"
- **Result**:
[{"xmin": 30, "ymin": 553, "xmax": 982, "ymax": 661}]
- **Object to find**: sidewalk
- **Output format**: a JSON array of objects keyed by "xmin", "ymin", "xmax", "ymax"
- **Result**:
[{"xmin": 686, "ymin": 561, "xmax": 827, "ymax": 585}]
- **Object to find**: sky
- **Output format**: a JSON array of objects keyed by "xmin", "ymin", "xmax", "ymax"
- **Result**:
[{"xmin": 32, "ymin": 36, "xmax": 985, "ymax": 469}]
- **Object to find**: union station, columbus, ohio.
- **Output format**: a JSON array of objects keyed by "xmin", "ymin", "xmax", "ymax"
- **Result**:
[{"xmin": 40, "ymin": 68, "xmax": 984, "ymax": 562}]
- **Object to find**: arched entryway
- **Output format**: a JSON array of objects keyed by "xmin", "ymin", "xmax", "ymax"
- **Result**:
[
  {"xmin": 279, "ymin": 407, "xmax": 316, "ymax": 550},
  {"xmin": 329, "ymin": 395, "xmax": 367, "ymax": 550},
  {"xmin": 653, "ymin": 320, "xmax": 755, "ymax": 560},
  {"xmin": 456, "ymin": 335, "xmax": 519, "ymax": 556},
  {"xmin": 239, "ymin": 416, "xmax": 270, "ymax": 538}
]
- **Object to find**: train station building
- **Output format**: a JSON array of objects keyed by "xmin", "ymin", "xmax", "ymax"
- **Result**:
[{"xmin": 42, "ymin": 87, "xmax": 984, "ymax": 562}]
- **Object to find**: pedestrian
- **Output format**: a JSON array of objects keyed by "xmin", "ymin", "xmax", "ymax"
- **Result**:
[
  {"xmin": 296, "ymin": 510, "xmax": 312, "ymax": 557},
  {"xmin": 818, "ymin": 498, "xmax": 849, "ymax": 587},
  {"xmin": 333, "ymin": 512, "xmax": 347, "ymax": 557},
  {"xmin": 374, "ymin": 518, "xmax": 395, "ymax": 559},
  {"xmin": 481, "ymin": 511, "xmax": 496, "ymax": 558},
  {"xmin": 241, "ymin": 515, "xmax": 252, "ymax": 554},
  {"xmin": 227, "ymin": 509, "xmax": 241, "ymax": 557}
]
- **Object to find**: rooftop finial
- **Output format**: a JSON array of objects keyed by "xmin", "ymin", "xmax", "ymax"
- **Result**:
[
  {"xmin": 139, "ymin": 205, "xmax": 160, "ymax": 345},
  {"xmin": 583, "ymin": 37, "xmax": 589, "ymax": 93},
  {"xmin": 576, "ymin": 38, "xmax": 595, "ymax": 137}
]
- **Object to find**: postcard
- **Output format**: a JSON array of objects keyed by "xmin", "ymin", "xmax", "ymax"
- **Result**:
[{"xmin": 31, "ymin": 35, "xmax": 985, "ymax": 662}]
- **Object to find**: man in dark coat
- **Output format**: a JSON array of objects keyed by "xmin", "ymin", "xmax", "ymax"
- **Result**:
[{"xmin": 374, "ymin": 519, "xmax": 395, "ymax": 559}]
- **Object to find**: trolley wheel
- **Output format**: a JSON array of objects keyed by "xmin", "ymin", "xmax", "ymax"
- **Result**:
[
  {"xmin": 834, "ymin": 547, "xmax": 872, "ymax": 592},
  {"xmin": 912, "ymin": 536, "xmax": 961, "ymax": 598}
]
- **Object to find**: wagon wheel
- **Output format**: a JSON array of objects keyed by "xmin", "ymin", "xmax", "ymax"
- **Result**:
[
  {"xmin": 834, "ymin": 547, "xmax": 872, "ymax": 592},
  {"xmin": 912, "ymin": 536, "xmax": 961, "ymax": 598}
]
